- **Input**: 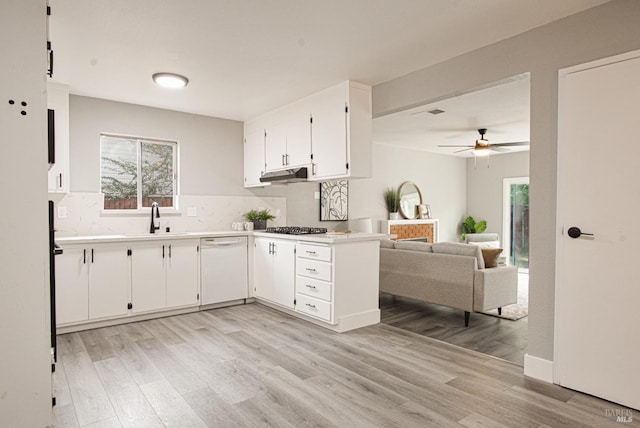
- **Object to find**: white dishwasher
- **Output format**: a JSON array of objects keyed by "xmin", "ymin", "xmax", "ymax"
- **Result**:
[{"xmin": 200, "ymin": 236, "xmax": 248, "ymax": 306}]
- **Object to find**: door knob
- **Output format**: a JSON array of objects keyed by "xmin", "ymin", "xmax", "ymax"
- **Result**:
[{"xmin": 567, "ymin": 226, "xmax": 594, "ymax": 239}]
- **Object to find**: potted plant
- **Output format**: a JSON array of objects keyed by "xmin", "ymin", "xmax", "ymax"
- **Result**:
[
  {"xmin": 384, "ymin": 188, "xmax": 401, "ymax": 220},
  {"xmin": 244, "ymin": 208, "xmax": 276, "ymax": 230},
  {"xmin": 460, "ymin": 215, "xmax": 487, "ymax": 241}
]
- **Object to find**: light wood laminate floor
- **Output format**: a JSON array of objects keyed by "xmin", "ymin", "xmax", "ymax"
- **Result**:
[
  {"xmin": 380, "ymin": 293, "xmax": 528, "ymax": 366},
  {"xmin": 54, "ymin": 303, "xmax": 636, "ymax": 427}
]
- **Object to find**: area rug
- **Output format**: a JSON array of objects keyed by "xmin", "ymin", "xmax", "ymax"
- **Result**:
[{"xmin": 482, "ymin": 272, "xmax": 528, "ymax": 321}]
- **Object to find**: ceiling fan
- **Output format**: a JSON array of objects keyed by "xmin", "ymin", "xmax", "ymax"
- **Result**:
[{"xmin": 438, "ymin": 128, "xmax": 529, "ymax": 156}]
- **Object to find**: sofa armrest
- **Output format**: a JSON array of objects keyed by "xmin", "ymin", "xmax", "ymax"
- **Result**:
[{"xmin": 473, "ymin": 266, "xmax": 518, "ymax": 312}]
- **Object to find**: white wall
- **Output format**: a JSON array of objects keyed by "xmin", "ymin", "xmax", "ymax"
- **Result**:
[
  {"xmin": 56, "ymin": 96, "xmax": 286, "ymax": 235},
  {"xmin": 466, "ymin": 151, "xmax": 529, "ymax": 239},
  {"xmin": 70, "ymin": 95, "xmax": 250, "ymax": 196},
  {"xmin": 372, "ymin": 0, "xmax": 640, "ymax": 363},
  {"xmin": 0, "ymin": 1, "xmax": 52, "ymax": 426},
  {"xmin": 286, "ymin": 143, "xmax": 467, "ymax": 242}
]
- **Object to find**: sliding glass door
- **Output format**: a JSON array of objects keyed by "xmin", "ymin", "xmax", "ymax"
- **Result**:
[{"xmin": 503, "ymin": 177, "xmax": 529, "ymax": 269}]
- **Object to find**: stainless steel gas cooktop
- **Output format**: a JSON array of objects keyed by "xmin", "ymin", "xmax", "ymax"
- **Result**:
[{"xmin": 264, "ymin": 226, "xmax": 327, "ymax": 235}]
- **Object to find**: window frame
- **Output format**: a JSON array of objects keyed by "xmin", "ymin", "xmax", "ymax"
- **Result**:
[{"xmin": 100, "ymin": 133, "xmax": 180, "ymax": 214}]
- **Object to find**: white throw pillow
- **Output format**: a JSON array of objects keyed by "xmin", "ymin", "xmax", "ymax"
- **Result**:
[{"xmin": 468, "ymin": 240, "xmax": 500, "ymax": 249}]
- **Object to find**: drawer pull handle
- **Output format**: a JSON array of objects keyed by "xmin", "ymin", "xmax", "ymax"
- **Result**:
[
  {"xmin": 305, "ymin": 303, "xmax": 316, "ymax": 309},
  {"xmin": 305, "ymin": 267, "xmax": 316, "ymax": 272},
  {"xmin": 305, "ymin": 284, "xmax": 316, "ymax": 289},
  {"xmin": 306, "ymin": 250, "xmax": 317, "ymax": 255}
]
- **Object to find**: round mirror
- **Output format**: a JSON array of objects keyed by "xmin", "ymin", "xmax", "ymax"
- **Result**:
[{"xmin": 398, "ymin": 181, "xmax": 423, "ymax": 219}]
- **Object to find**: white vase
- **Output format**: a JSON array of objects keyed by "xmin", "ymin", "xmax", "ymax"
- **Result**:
[{"xmin": 389, "ymin": 212, "xmax": 400, "ymax": 220}]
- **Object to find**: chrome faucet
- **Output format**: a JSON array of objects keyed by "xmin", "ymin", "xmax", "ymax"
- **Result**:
[{"xmin": 149, "ymin": 202, "xmax": 160, "ymax": 233}]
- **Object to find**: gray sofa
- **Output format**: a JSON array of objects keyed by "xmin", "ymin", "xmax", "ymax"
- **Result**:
[{"xmin": 379, "ymin": 240, "xmax": 518, "ymax": 326}]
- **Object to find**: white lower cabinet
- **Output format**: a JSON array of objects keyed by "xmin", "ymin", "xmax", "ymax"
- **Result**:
[
  {"xmin": 254, "ymin": 237, "xmax": 295, "ymax": 309},
  {"xmin": 56, "ymin": 238, "xmax": 200, "ymax": 327},
  {"xmin": 295, "ymin": 243, "xmax": 334, "ymax": 323},
  {"xmin": 294, "ymin": 241, "xmax": 381, "ymax": 332},
  {"xmin": 166, "ymin": 240, "xmax": 200, "ymax": 308},
  {"xmin": 56, "ymin": 243, "xmax": 130, "ymax": 325},
  {"xmin": 131, "ymin": 239, "xmax": 200, "ymax": 313},
  {"xmin": 130, "ymin": 243, "xmax": 166, "ymax": 313}
]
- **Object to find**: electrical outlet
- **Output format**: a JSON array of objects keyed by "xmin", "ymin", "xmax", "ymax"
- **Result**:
[
  {"xmin": 57, "ymin": 206, "xmax": 68, "ymax": 219},
  {"xmin": 314, "ymin": 191, "xmax": 320, "ymax": 200},
  {"xmin": 187, "ymin": 207, "xmax": 197, "ymax": 217}
]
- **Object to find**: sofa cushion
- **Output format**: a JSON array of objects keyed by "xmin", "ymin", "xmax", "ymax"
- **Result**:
[
  {"xmin": 432, "ymin": 242, "xmax": 485, "ymax": 269},
  {"xmin": 394, "ymin": 241, "xmax": 433, "ymax": 252},
  {"xmin": 481, "ymin": 248, "xmax": 503, "ymax": 268},
  {"xmin": 379, "ymin": 239, "xmax": 395, "ymax": 249}
]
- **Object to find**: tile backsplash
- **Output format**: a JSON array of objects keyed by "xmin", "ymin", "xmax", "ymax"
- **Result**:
[{"xmin": 51, "ymin": 192, "xmax": 286, "ymax": 237}]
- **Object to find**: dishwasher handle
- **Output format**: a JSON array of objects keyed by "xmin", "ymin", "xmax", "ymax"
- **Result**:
[{"xmin": 202, "ymin": 239, "xmax": 245, "ymax": 247}]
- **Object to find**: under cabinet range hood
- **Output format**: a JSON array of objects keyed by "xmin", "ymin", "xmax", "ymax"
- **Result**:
[{"xmin": 259, "ymin": 167, "xmax": 308, "ymax": 183}]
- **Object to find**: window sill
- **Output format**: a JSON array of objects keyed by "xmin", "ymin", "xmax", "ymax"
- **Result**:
[{"xmin": 100, "ymin": 208, "xmax": 182, "ymax": 217}]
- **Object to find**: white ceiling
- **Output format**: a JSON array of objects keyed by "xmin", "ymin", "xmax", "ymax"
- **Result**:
[
  {"xmin": 373, "ymin": 75, "xmax": 531, "ymax": 157},
  {"xmin": 50, "ymin": 0, "xmax": 609, "ymax": 122}
]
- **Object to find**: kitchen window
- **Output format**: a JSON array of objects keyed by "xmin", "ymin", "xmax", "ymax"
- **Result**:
[{"xmin": 100, "ymin": 134, "xmax": 177, "ymax": 210}]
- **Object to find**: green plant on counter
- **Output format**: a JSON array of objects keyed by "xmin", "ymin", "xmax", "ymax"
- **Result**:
[
  {"xmin": 243, "ymin": 209, "xmax": 276, "ymax": 221},
  {"xmin": 384, "ymin": 188, "xmax": 400, "ymax": 213},
  {"xmin": 460, "ymin": 215, "xmax": 487, "ymax": 241}
]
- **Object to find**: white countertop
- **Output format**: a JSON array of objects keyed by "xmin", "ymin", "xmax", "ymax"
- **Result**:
[
  {"xmin": 56, "ymin": 230, "xmax": 392, "ymax": 245},
  {"xmin": 56, "ymin": 230, "xmax": 249, "ymax": 245},
  {"xmin": 253, "ymin": 231, "xmax": 392, "ymax": 244}
]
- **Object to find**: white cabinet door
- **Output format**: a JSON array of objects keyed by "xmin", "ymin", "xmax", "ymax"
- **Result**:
[
  {"xmin": 88, "ymin": 244, "xmax": 130, "ymax": 319},
  {"xmin": 284, "ymin": 110, "xmax": 311, "ymax": 168},
  {"xmin": 166, "ymin": 240, "xmax": 199, "ymax": 308},
  {"xmin": 265, "ymin": 122, "xmax": 287, "ymax": 172},
  {"xmin": 47, "ymin": 82, "xmax": 69, "ymax": 193},
  {"xmin": 55, "ymin": 245, "xmax": 89, "ymax": 324},
  {"xmin": 272, "ymin": 240, "xmax": 296, "ymax": 309},
  {"xmin": 254, "ymin": 238, "xmax": 274, "ymax": 301},
  {"xmin": 131, "ymin": 243, "xmax": 166, "ymax": 313},
  {"xmin": 243, "ymin": 130, "xmax": 266, "ymax": 187},
  {"xmin": 310, "ymin": 83, "xmax": 348, "ymax": 179}
]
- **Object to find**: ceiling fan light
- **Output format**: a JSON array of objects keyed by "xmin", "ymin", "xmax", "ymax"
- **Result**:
[
  {"xmin": 473, "ymin": 146, "xmax": 491, "ymax": 157},
  {"xmin": 152, "ymin": 73, "xmax": 189, "ymax": 89}
]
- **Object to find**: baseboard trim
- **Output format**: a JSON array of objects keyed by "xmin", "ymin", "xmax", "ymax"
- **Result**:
[{"xmin": 524, "ymin": 353, "xmax": 554, "ymax": 383}]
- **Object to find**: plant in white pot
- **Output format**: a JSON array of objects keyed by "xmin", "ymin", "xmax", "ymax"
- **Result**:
[
  {"xmin": 384, "ymin": 188, "xmax": 401, "ymax": 220},
  {"xmin": 460, "ymin": 215, "xmax": 487, "ymax": 241},
  {"xmin": 244, "ymin": 209, "xmax": 276, "ymax": 230}
]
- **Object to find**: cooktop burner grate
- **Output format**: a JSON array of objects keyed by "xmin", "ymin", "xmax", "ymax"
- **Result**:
[{"xmin": 264, "ymin": 226, "xmax": 328, "ymax": 235}]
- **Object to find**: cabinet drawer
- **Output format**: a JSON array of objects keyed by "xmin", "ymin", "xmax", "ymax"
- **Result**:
[
  {"xmin": 296, "ymin": 276, "xmax": 332, "ymax": 301},
  {"xmin": 296, "ymin": 293, "xmax": 332, "ymax": 322},
  {"xmin": 297, "ymin": 243, "xmax": 332, "ymax": 262},
  {"xmin": 296, "ymin": 258, "xmax": 331, "ymax": 281}
]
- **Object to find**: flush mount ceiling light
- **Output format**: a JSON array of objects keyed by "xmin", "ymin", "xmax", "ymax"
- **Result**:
[{"xmin": 152, "ymin": 73, "xmax": 189, "ymax": 89}]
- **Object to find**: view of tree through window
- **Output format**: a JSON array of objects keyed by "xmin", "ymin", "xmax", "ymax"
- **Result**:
[{"xmin": 101, "ymin": 135, "xmax": 176, "ymax": 210}]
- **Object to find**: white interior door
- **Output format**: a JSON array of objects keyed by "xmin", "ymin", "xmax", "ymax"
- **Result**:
[{"xmin": 556, "ymin": 51, "xmax": 640, "ymax": 410}]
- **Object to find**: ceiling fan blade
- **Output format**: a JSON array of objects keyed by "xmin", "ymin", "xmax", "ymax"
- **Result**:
[
  {"xmin": 454, "ymin": 148, "xmax": 473, "ymax": 153},
  {"xmin": 438, "ymin": 145, "xmax": 474, "ymax": 148},
  {"xmin": 491, "ymin": 141, "xmax": 529, "ymax": 147},
  {"xmin": 490, "ymin": 146, "xmax": 510, "ymax": 152}
]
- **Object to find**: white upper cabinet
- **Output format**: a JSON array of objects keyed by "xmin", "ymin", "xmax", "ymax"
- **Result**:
[
  {"xmin": 243, "ymin": 129, "xmax": 267, "ymax": 188},
  {"xmin": 47, "ymin": 82, "xmax": 70, "ymax": 193},
  {"xmin": 243, "ymin": 81, "xmax": 371, "ymax": 187},
  {"xmin": 309, "ymin": 81, "xmax": 372, "ymax": 181},
  {"xmin": 264, "ymin": 98, "xmax": 312, "ymax": 172}
]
